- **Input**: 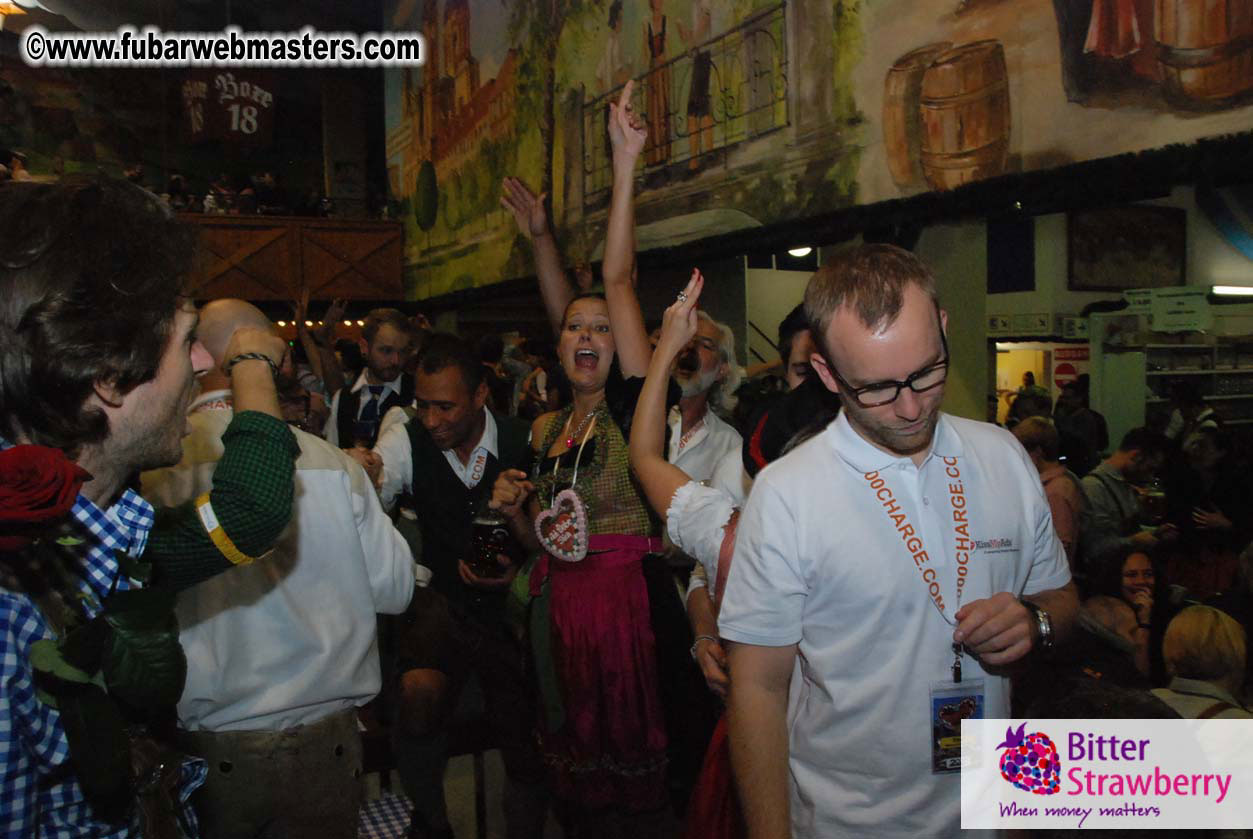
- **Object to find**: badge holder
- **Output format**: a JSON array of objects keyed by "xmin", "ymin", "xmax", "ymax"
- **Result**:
[{"xmin": 929, "ymin": 677, "xmax": 985, "ymax": 774}]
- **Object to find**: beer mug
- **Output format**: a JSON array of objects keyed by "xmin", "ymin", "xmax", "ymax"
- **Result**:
[{"xmin": 468, "ymin": 510, "xmax": 513, "ymax": 578}]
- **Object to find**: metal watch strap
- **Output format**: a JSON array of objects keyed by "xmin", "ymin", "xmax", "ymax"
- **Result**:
[{"xmin": 1020, "ymin": 597, "xmax": 1053, "ymax": 653}]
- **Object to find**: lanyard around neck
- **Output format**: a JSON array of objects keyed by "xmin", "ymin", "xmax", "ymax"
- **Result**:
[{"xmin": 862, "ymin": 455, "xmax": 974, "ymax": 680}]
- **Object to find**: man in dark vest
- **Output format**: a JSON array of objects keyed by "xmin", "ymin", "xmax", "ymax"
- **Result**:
[
  {"xmin": 373, "ymin": 333, "xmax": 545, "ymax": 839},
  {"xmin": 325, "ymin": 307, "xmax": 415, "ymax": 449}
]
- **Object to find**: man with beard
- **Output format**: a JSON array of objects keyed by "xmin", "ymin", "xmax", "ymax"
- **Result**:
[
  {"xmin": 668, "ymin": 312, "xmax": 743, "ymax": 482},
  {"xmin": 719, "ymin": 244, "xmax": 1078, "ymax": 839},
  {"xmin": 141, "ymin": 299, "xmax": 418, "ymax": 839},
  {"xmin": 325, "ymin": 307, "xmax": 415, "ymax": 449},
  {"xmin": 0, "ymin": 178, "xmax": 298, "ymax": 835},
  {"xmin": 372, "ymin": 334, "xmax": 546, "ymax": 839}
]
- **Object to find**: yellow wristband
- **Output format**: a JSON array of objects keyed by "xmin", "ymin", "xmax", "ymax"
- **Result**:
[{"xmin": 195, "ymin": 492, "xmax": 256, "ymax": 566}]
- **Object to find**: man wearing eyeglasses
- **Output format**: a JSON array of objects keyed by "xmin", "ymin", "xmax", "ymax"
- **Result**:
[{"xmin": 718, "ymin": 244, "xmax": 1079, "ymax": 839}]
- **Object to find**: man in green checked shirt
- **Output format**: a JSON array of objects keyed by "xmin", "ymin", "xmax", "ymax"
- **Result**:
[{"xmin": 0, "ymin": 176, "xmax": 299, "ymax": 838}]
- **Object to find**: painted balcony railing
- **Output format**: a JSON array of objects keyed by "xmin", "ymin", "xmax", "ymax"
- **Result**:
[{"xmin": 582, "ymin": 1, "xmax": 790, "ymax": 202}]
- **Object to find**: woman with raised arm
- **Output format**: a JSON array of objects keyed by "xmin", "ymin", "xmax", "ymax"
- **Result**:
[
  {"xmin": 490, "ymin": 80, "xmax": 675, "ymax": 837},
  {"xmin": 633, "ymin": 272, "xmax": 747, "ymax": 839}
]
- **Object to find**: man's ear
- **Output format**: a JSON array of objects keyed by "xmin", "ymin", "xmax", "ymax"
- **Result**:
[
  {"xmin": 810, "ymin": 352, "xmax": 840, "ymax": 396},
  {"xmin": 473, "ymin": 379, "xmax": 489, "ymax": 410},
  {"xmin": 357, "ymin": 337, "xmax": 369, "ymax": 356},
  {"xmin": 90, "ymin": 376, "xmax": 126, "ymax": 409},
  {"xmin": 717, "ymin": 358, "xmax": 730, "ymax": 384}
]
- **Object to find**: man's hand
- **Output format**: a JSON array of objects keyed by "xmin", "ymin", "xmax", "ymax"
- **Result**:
[
  {"xmin": 1192, "ymin": 507, "xmax": 1232, "ymax": 530},
  {"xmin": 953, "ymin": 592, "xmax": 1034, "ymax": 667},
  {"xmin": 458, "ymin": 555, "xmax": 519, "ymax": 589},
  {"xmin": 345, "ymin": 446, "xmax": 382, "ymax": 488},
  {"xmin": 310, "ymin": 298, "xmax": 347, "ymax": 346},
  {"xmin": 694, "ymin": 636, "xmax": 730, "ymax": 699},
  {"xmin": 222, "ymin": 327, "xmax": 287, "ymax": 375},
  {"xmin": 490, "ymin": 469, "xmax": 534, "ymax": 520},
  {"xmin": 501, "ymin": 177, "xmax": 549, "ymax": 240}
]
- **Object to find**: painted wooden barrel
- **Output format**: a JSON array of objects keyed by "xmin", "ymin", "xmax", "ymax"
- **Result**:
[
  {"xmin": 919, "ymin": 40, "xmax": 1011, "ymax": 191},
  {"xmin": 882, "ymin": 42, "xmax": 952, "ymax": 190},
  {"xmin": 1156, "ymin": 0, "xmax": 1253, "ymax": 105}
]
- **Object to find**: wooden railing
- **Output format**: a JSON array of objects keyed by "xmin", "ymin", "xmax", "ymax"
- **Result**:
[{"xmin": 181, "ymin": 214, "xmax": 404, "ymax": 300}]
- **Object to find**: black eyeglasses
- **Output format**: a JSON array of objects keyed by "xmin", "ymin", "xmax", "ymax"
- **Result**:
[{"xmin": 830, "ymin": 331, "xmax": 949, "ymax": 408}]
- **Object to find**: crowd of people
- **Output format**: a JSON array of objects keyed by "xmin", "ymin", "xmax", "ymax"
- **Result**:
[{"xmin": 1, "ymin": 79, "xmax": 1251, "ymax": 839}]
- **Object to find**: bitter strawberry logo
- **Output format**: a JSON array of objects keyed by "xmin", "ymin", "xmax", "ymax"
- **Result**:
[{"xmin": 997, "ymin": 722, "xmax": 1061, "ymax": 795}]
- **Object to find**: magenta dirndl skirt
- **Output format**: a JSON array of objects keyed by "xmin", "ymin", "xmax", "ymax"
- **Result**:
[{"xmin": 532, "ymin": 533, "xmax": 668, "ymax": 811}]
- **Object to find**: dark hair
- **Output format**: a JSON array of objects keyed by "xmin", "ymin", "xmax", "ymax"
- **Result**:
[
  {"xmin": 362, "ymin": 307, "xmax": 409, "ymax": 345},
  {"xmin": 560, "ymin": 293, "xmax": 607, "ymax": 329},
  {"xmin": 0, "ymin": 177, "xmax": 194, "ymax": 453},
  {"xmin": 1170, "ymin": 380, "xmax": 1204, "ymax": 408},
  {"xmin": 803, "ymin": 244, "xmax": 937, "ymax": 359},
  {"xmin": 608, "ymin": 0, "xmax": 623, "ymax": 27},
  {"xmin": 1118, "ymin": 426, "xmax": 1169, "ymax": 458},
  {"xmin": 476, "ymin": 333, "xmax": 504, "ymax": 365},
  {"xmin": 777, "ymin": 303, "xmax": 809, "ymax": 366},
  {"xmin": 336, "ymin": 339, "xmax": 365, "ymax": 376},
  {"xmin": 1090, "ymin": 544, "xmax": 1162, "ymax": 603},
  {"xmin": 1011, "ymin": 416, "xmax": 1060, "ymax": 461},
  {"xmin": 416, "ymin": 332, "xmax": 484, "ymax": 392}
]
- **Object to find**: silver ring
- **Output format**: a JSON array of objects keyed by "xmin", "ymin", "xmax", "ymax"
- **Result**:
[{"xmin": 676, "ymin": 291, "xmax": 688, "ymax": 302}]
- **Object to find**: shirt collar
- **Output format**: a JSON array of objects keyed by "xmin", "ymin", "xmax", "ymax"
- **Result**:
[
  {"xmin": 350, "ymin": 369, "xmax": 403, "ymax": 396},
  {"xmin": 827, "ymin": 410, "xmax": 963, "ymax": 474},
  {"xmin": 476, "ymin": 407, "xmax": 499, "ymax": 458},
  {"xmin": 1168, "ymin": 677, "xmax": 1245, "ymax": 709}
]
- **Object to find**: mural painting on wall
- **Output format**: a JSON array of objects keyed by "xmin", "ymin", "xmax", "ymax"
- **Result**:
[{"xmin": 385, "ymin": 0, "xmax": 1253, "ymax": 300}]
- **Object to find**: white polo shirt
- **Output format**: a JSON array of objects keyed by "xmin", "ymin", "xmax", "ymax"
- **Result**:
[{"xmin": 719, "ymin": 411, "xmax": 1070, "ymax": 838}]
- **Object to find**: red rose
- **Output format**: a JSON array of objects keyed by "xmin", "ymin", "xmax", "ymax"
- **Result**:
[{"xmin": 0, "ymin": 446, "xmax": 91, "ymax": 552}]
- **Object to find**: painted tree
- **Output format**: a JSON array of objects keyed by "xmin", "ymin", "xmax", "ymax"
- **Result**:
[
  {"xmin": 414, "ymin": 159, "xmax": 438, "ymax": 232},
  {"xmin": 507, "ymin": 0, "xmax": 603, "ymax": 203}
]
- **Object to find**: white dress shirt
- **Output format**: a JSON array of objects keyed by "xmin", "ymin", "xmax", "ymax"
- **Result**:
[
  {"xmin": 142, "ymin": 398, "xmax": 417, "ymax": 732},
  {"xmin": 374, "ymin": 406, "xmax": 498, "ymax": 513},
  {"xmin": 667, "ymin": 406, "xmax": 742, "ymax": 484},
  {"xmin": 323, "ymin": 370, "xmax": 408, "ymax": 447}
]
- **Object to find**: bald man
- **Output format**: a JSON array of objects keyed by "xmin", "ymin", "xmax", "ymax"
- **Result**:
[{"xmin": 141, "ymin": 299, "xmax": 422, "ymax": 839}]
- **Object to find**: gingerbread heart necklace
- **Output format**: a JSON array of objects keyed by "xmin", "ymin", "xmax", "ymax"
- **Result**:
[{"xmin": 535, "ymin": 405, "xmax": 598, "ymax": 562}]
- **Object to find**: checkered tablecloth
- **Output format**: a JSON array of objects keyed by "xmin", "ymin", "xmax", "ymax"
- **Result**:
[{"xmin": 359, "ymin": 791, "xmax": 412, "ymax": 839}]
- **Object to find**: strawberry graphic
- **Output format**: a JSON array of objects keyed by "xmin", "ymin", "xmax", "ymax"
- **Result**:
[{"xmin": 996, "ymin": 722, "xmax": 1061, "ymax": 795}]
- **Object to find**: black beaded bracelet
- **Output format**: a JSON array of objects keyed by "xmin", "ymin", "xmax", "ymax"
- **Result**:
[{"xmin": 225, "ymin": 352, "xmax": 279, "ymax": 378}]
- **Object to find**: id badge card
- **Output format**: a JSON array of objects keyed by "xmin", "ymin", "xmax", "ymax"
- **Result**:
[{"xmin": 929, "ymin": 679, "xmax": 985, "ymax": 774}]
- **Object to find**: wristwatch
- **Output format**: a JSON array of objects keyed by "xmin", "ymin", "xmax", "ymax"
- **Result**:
[{"xmin": 1019, "ymin": 597, "xmax": 1054, "ymax": 653}]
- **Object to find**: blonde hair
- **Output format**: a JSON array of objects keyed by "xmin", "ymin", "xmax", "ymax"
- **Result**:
[
  {"xmin": 802, "ymin": 244, "xmax": 938, "ymax": 359},
  {"xmin": 1162, "ymin": 606, "xmax": 1247, "ymax": 682}
]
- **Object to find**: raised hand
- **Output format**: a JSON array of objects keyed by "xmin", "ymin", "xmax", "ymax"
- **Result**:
[
  {"xmin": 656, "ymin": 269, "xmax": 703, "ymax": 358},
  {"xmin": 501, "ymin": 176, "xmax": 549, "ymax": 240},
  {"xmin": 292, "ymin": 286, "xmax": 310, "ymax": 330},
  {"xmin": 608, "ymin": 79, "xmax": 647, "ymax": 162},
  {"xmin": 222, "ymin": 326, "xmax": 288, "ymax": 376}
]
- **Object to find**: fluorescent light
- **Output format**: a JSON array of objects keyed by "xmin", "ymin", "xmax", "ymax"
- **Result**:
[
  {"xmin": 788, "ymin": 247, "xmax": 813, "ymax": 258},
  {"xmin": 1212, "ymin": 285, "xmax": 1253, "ymax": 297}
]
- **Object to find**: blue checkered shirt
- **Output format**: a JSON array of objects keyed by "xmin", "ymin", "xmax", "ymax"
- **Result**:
[{"xmin": 1, "ymin": 456, "xmax": 206, "ymax": 837}]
